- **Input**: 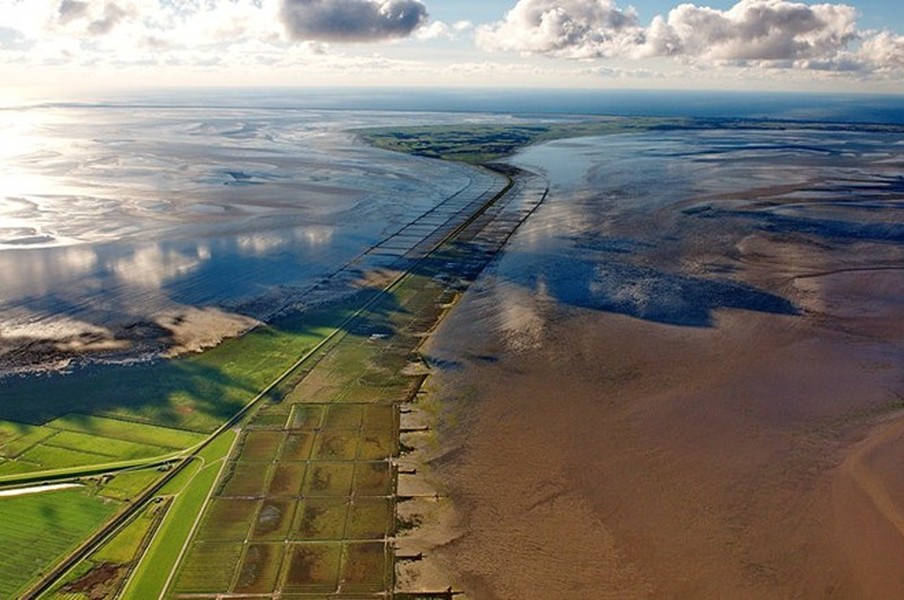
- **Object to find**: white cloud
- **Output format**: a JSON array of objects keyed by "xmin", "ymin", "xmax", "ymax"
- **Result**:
[
  {"xmin": 0, "ymin": 0, "xmax": 430, "ymax": 63},
  {"xmin": 416, "ymin": 19, "xmax": 473, "ymax": 41},
  {"xmin": 416, "ymin": 21, "xmax": 453, "ymax": 40},
  {"xmin": 476, "ymin": 0, "xmax": 644, "ymax": 59},
  {"xmin": 652, "ymin": 1, "xmax": 857, "ymax": 62},
  {"xmin": 859, "ymin": 31, "xmax": 904, "ymax": 71},
  {"xmin": 478, "ymin": 0, "xmax": 903, "ymax": 74}
]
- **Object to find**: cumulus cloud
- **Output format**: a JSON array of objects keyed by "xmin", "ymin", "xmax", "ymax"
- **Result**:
[
  {"xmin": 280, "ymin": 0, "xmax": 428, "ymax": 43},
  {"xmin": 416, "ymin": 19, "xmax": 474, "ymax": 41},
  {"xmin": 652, "ymin": 0, "xmax": 857, "ymax": 62},
  {"xmin": 476, "ymin": 0, "xmax": 644, "ymax": 58},
  {"xmin": 860, "ymin": 31, "xmax": 904, "ymax": 70},
  {"xmin": 478, "ymin": 0, "xmax": 903, "ymax": 72}
]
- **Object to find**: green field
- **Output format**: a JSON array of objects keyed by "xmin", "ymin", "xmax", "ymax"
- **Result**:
[
  {"xmin": 42, "ymin": 496, "xmax": 169, "ymax": 599},
  {"xmin": 46, "ymin": 414, "xmax": 206, "ymax": 449},
  {"xmin": 357, "ymin": 119, "xmax": 675, "ymax": 163},
  {"xmin": 0, "ymin": 487, "xmax": 119, "ymax": 598},
  {"xmin": 121, "ymin": 430, "xmax": 238, "ymax": 599},
  {"xmin": 0, "ymin": 414, "xmax": 202, "ymax": 479},
  {"xmin": 0, "ymin": 309, "xmax": 349, "ymax": 434},
  {"xmin": 358, "ymin": 118, "xmax": 904, "ymax": 164}
]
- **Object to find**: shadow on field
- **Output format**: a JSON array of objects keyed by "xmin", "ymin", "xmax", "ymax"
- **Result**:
[{"xmin": 0, "ymin": 286, "xmax": 407, "ymax": 432}]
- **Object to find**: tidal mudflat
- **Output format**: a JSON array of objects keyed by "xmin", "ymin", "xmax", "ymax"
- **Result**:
[
  {"xmin": 0, "ymin": 106, "xmax": 501, "ymax": 375},
  {"xmin": 417, "ymin": 129, "xmax": 904, "ymax": 598}
]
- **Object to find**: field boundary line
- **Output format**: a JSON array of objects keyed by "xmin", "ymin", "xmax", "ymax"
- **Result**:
[
  {"xmin": 158, "ymin": 431, "xmax": 241, "ymax": 597},
  {"xmin": 20, "ymin": 165, "xmax": 514, "ymax": 599}
]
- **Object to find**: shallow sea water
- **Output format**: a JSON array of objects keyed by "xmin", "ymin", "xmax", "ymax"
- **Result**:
[
  {"xmin": 501, "ymin": 128, "xmax": 904, "ymax": 328},
  {"xmin": 0, "ymin": 106, "xmax": 500, "ymax": 360}
]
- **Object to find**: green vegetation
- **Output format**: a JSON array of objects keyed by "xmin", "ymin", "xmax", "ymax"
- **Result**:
[
  {"xmin": 0, "ymin": 415, "xmax": 201, "ymax": 480},
  {"xmin": 97, "ymin": 468, "xmax": 166, "ymax": 502},
  {"xmin": 0, "ymin": 425, "xmax": 57, "ymax": 458},
  {"xmin": 42, "ymin": 498, "xmax": 169, "ymax": 600},
  {"xmin": 121, "ymin": 430, "xmax": 237, "ymax": 599},
  {"xmin": 0, "ymin": 487, "xmax": 118, "ymax": 598},
  {"xmin": 46, "ymin": 414, "xmax": 206, "ymax": 449},
  {"xmin": 0, "ymin": 310, "xmax": 348, "ymax": 434},
  {"xmin": 357, "ymin": 117, "xmax": 904, "ymax": 165},
  {"xmin": 357, "ymin": 118, "xmax": 680, "ymax": 163}
]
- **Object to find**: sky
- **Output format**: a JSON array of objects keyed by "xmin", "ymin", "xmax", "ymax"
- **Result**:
[{"xmin": 0, "ymin": 0, "xmax": 902, "ymax": 96}]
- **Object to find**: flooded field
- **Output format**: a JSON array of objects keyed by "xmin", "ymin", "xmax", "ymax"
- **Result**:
[{"xmin": 420, "ymin": 128, "xmax": 904, "ymax": 598}]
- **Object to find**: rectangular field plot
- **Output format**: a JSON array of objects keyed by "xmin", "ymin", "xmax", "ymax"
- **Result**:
[
  {"xmin": 291, "ymin": 498, "xmax": 349, "ymax": 540},
  {"xmin": 195, "ymin": 498, "xmax": 260, "ymax": 541},
  {"xmin": 238, "ymin": 430, "xmax": 284, "ymax": 462},
  {"xmin": 267, "ymin": 463, "xmax": 307, "ymax": 497},
  {"xmin": 338, "ymin": 380, "xmax": 411, "ymax": 404},
  {"xmin": 246, "ymin": 409, "xmax": 290, "ymax": 429},
  {"xmin": 46, "ymin": 414, "xmax": 205, "ymax": 449},
  {"xmin": 100, "ymin": 468, "xmax": 164, "ymax": 501},
  {"xmin": 288, "ymin": 405, "xmax": 325, "ymax": 431},
  {"xmin": 233, "ymin": 543, "xmax": 284, "ymax": 594},
  {"xmin": 171, "ymin": 541, "xmax": 243, "ymax": 594},
  {"xmin": 352, "ymin": 462, "xmax": 393, "ymax": 496},
  {"xmin": 0, "ymin": 459, "xmax": 43, "ymax": 476},
  {"xmin": 0, "ymin": 488, "xmax": 118, "ymax": 598},
  {"xmin": 340, "ymin": 542, "xmax": 389, "ymax": 594},
  {"xmin": 311, "ymin": 432, "xmax": 359, "ymax": 461},
  {"xmin": 357, "ymin": 430, "xmax": 396, "ymax": 461},
  {"xmin": 19, "ymin": 443, "xmax": 110, "ymax": 469},
  {"xmin": 46, "ymin": 430, "xmax": 170, "ymax": 460},
  {"xmin": 0, "ymin": 420, "xmax": 41, "ymax": 446},
  {"xmin": 346, "ymin": 498, "xmax": 393, "ymax": 539},
  {"xmin": 0, "ymin": 425, "xmax": 56, "ymax": 458},
  {"xmin": 252, "ymin": 498, "xmax": 298, "ymax": 540},
  {"xmin": 302, "ymin": 463, "xmax": 354, "ymax": 497},
  {"xmin": 361, "ymin": 405, "xmax": 395, "ymax": 431},
  {"xmin": 280, "ymin": 432, "xmax": 315, "ymax": 462},
  {"xmin": 281, "ymin": 543, "xmax": 342, "ymax": 594},
  {"xmin": 218, "ymin": 462, "xmax": 272, "ymax": 497},
  {"xmin": 322, "ymin": 405, "xmax": 363, "ymax": 431}
]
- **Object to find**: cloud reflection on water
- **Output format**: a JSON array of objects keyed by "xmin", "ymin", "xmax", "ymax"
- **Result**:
[{"xmin": 498, "ymin": 128, "xmax": 904, "ymax": 331}]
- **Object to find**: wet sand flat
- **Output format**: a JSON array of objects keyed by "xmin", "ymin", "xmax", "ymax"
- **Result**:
[
  {"xmin": 0, "ymin": 106, "xmax": 509, "ymax": 375},
  {"xmin": 417, "ymin": 129, "xmax": 904, "ymax": 598}
]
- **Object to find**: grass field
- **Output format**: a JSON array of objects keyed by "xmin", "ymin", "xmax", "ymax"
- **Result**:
[
  {"xmin": 46, "ymin": 414, "xmax": 206, "ymax": 449},
  {"xmin": 0, "ymin": 414, "xmax": 201, "ymax": 478},
  {"xmin": 97, "ymin": 468, "xmax": 167, "ymax": 502},
  {"xmin": 357, "ymin": 119, "xmax": 678, "ymax": 163},
  {"xmin": 43, "ymin": 498, "xmax": 169, "ymax": 599},
  {"xmin": 0, "ymin": 487, "xmax": 119, "ymax": 598},
  {"xmin": 0, "ymin": 309, "xmax": 349, "ymax": 433},
  {"xmin": 121, "ymin": 430, "xmax": 238, "ymax": 599}
]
